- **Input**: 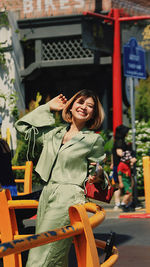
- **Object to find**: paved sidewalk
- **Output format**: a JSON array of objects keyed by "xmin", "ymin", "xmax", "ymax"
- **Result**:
[{"xmin": 92, "ymin": 196, "xmax": 146, "ymax": 219}]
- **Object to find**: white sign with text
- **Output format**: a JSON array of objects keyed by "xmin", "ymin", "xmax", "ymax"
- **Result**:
[{"xmin": 23, "ymin": 0, "xmax": 85, "ymax": 14}]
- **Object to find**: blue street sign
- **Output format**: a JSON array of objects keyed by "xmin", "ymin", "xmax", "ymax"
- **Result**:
[{"xmin": 123, "ymin": 37, "xmax": 146, "ymax": 79}]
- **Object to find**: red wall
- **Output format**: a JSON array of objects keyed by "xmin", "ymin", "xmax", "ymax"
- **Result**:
[
  {"xmin": 0, "ymin": 0, "xmax": 112, "ymax": 19},
  {"xmin": 0, "ymin": 0, "xmax": 98, "ymax": 19}
]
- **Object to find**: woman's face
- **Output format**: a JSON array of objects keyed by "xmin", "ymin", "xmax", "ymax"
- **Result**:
[{"xmin": 70, "ymin": 96, "xmax": 95, "ymax": 124}]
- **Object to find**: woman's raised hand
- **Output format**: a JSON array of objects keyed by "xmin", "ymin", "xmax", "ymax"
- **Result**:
[{"xmin": 49, "ymin": 94, "xmax": 67, "ymax": 111}]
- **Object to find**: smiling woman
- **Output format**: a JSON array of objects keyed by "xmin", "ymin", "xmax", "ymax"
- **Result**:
[
  {"xmin": 15, "ymin": 89, "xmax": 106, "ymax": 267},
  {"xmin": 62, "ymin": 89, "xmax": 104, "ymax": 130}
]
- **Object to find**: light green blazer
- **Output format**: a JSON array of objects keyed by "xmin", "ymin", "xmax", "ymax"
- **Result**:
[{"xmin": 15, "ymin": 103, "xmax": 106, "ymax": 187}]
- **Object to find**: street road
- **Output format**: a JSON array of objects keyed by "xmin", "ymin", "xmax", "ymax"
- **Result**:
[
  {"xmin": 68, "ymin": 215, "xmax": 150, "ymax": 267},
  {"xmin": 94, "ymin": 216, "xmax": 150, "ymax": 267}
]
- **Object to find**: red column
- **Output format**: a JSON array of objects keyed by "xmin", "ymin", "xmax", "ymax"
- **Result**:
[{"xmin": 112, "ymin": 9, "xmax": 122, "ymax": 134}]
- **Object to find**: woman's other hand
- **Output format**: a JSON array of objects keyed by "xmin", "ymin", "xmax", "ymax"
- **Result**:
[
  {"xmin": 88, "ymin": 175, "xmax": 102, "ymax": 184},
  {"xmin": 49, "ymin": 94, "xmax": 67, "ymax": 111},
  {"xmin": 88, "ymin": 162, "xmax": 104, "ymax": 184}
]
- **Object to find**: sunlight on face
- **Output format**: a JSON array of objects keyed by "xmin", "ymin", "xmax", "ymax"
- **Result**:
[{"xmin": 70, "ymin": 96, "xmax": 95, "ymax": 124}]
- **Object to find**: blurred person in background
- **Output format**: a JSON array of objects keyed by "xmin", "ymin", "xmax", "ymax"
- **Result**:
[
  {"xmin": 111, "ymin": 124, "xmax": 131, "ymax": 210},
  {"xmin": 117, "ymin": 150, "xmax": 136, "ymax": 212},
  {"xmin": 0, "ymin": 116, "xmax": 17, "ymax": 196}
]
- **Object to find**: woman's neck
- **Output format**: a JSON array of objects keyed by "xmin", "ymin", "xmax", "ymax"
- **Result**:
[
  {"xmin": 62, "ymin": 123, "xmax": 84, "ymax": 144},
  {"xmin": 70, "ymin": 117, "xmax": 86, "ymax": 132},
  {"xmin": 69, "ymin": 122, "xmax": 85, "ymax": 133}
]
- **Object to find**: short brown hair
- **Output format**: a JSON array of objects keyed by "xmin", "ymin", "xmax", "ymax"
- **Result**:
[{"xmin": 62, "ymin": 89, "xmax": 105, "ymax": 130}]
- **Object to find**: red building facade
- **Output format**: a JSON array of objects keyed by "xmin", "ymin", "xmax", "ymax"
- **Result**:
[{"xmin": 1, "ymin": 1, "xmax": 150, "ymax": 19}]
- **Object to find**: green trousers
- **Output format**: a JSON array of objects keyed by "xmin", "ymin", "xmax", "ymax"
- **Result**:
[{"xmin": 26, "ymin": 182, "xmax": 85, "ymax": 267}]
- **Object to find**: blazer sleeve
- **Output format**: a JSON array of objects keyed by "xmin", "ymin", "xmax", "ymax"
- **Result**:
[
  {"xmin": 87, "ymin": 135, "xmax": 106, "ymax": 166},
  {"xmin": 15, "ymin": 103, "xmax": 58, "ymax": 161},
  {"xmin": 15, "ymin": 102, "xmax": 56, "ymax": 144}
]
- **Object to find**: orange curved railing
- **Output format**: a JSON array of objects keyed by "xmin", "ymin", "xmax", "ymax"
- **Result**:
[
  {"xmin": 0, "ymin": 189, "xmax": 38, "ymax": 267},
  {"xmin": 0, "ymin": 189, "xmax": 118, "ymax": 267}
]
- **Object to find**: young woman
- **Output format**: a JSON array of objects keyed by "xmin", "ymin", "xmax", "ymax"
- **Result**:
[{"xmin": 15, "ymin": 89, "xmax": 106, "ymax": 267}]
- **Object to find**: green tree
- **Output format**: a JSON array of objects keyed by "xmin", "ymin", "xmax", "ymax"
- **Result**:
[{"xmin": 135, "ymin": 77, "xmax": 150, "ymax": 121}]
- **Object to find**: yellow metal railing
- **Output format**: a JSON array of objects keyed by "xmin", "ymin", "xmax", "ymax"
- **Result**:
[
  {"xmin": 143, "ymin": 156, "xmax": 150, "ymax": 213},
  {"xmin": 12, "ymin": 161, "xmax": 33, "ymax": 196},
  {"xmin": 0, "ymin": 189, "xmax": 118, "ymax": 267}
]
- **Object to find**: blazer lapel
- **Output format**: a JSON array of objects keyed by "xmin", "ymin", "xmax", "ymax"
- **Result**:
[
  {"xmin": 52, "ymin": 127, "xmax": 67, "ymax": 156},
  {"xmin": 60, "ymin": 131, "xmax": 86, "ymax": 152}
]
